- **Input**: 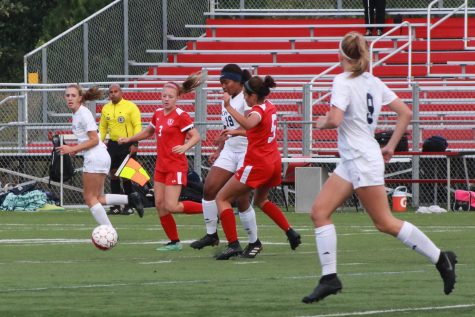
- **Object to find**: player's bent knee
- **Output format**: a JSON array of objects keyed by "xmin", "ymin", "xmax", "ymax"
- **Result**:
[
  {"xmin": 373, "ymin": 221, "xmax": 399, "ymax": 236},
  {"xmin": 165, "ymin": 202, "xmax": 181, "ymax": 213},
  {"xmin": 203, "ymin": 191, "xmax": 216, "ymax": 201},
  {"xmin": 155, "ymin": 200, "xmax": 165, "ymax": 211},
  {"xmin": 215, "ymin": 191, "xmax": 226, "ymax": 203},
  {"xmin": 310, "ymin": 205, "xmax": 332, "ymax": 226},
  {"xmin": 252, "ymin": 199, "xmax": 264, "ymax": 209}
]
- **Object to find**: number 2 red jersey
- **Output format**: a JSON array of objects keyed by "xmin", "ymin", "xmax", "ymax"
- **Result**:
[
  {"xmin": 244, "ymin": 100, "xmax": 281, "ymax": 166},
  {"xmin": 150, "ymin": 107, "xmax": 194, "ymax": 173}
]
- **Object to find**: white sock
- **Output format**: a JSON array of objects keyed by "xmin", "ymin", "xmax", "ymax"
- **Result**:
[
  {"xmin": 105, "ymin": 194, "xmax": 128, "ymax": 205},
  {"xmin": 397, "ymin": 221, "xmax": 441, "ymax": 264},
  {"xmin": 202, "ymin": 199, "xmax": 218, "ymax": 235},
  {"xmin": 90, "ymin": 203, "xmax": 112, "ymax": 226},
  {"xmin": 238, "ymin": 206, "xmax": 258, "ymax": 243},
  {"xmin": 315, "ymin": 224, "xmax": 337, "ymax": 276}
]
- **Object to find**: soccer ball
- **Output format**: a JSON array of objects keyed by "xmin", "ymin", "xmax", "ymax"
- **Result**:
[{"xmin": 91, "ymin": 225, "xmax": 118, "ymax": 251}]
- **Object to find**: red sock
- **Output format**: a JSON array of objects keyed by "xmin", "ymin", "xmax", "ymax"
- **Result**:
[
  {"xmin": 262, "ymin": 201, "xmax": 290, "ymax": 232},
  {"xmin": 159, "ymin": 213, "xmax": 179, "ymax": 241},
  {"xmin": 220, "ymin": 208, "xmax": 238, "ymax": 243},
  {"xmin": 181, "ymin": 201, "xmax": 203, "ymax": 214}
]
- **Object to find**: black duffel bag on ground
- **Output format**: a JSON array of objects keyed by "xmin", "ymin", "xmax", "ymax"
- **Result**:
[
  {"xmin": 422, "ymin": 135, "xmax": 448, "ymax": 152},
  {"xmin": 374, "ymin": 130, "xmax": 409, "ymax": 152}
]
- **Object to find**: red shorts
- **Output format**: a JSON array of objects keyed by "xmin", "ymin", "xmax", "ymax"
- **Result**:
[
  {"xmin": 234, "ymin": 160, "xmax": 281, "ymax": 189},
  {"xmin": 154, "ymin": 170, "xmax": 187, "ymax": 186}
]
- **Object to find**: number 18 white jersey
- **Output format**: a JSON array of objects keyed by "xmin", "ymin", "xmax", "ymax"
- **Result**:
[
  {"xmin": 330, "ymin": 71, "xmax": 397, "ymax": 161},
  {"xmin": 221, "ymin": 91, "xmax": 250, "ymax": 153}
]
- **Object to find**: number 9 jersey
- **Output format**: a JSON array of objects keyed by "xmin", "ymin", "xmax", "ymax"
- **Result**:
[{"xmin": 330, "ymin": 72, "xmax": 397, "ymax": 161}]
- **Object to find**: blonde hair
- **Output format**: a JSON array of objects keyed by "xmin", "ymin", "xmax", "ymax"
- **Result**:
[
  {"xmin": 66, "ymin": 84, "xmax": 103, "ymax": 101},
  {"xmin": 339, "ymin": 31, "xmax": 370, "ymax": 78},
  {"xmin": 164, "ymin": 71, "xmax": 204, "ymax": 96}
]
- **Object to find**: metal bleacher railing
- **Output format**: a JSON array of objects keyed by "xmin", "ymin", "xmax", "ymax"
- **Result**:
[
  {"xmin": 4, "ymin": 0, "xmax": 474, "ymax": 208},
  {"xmin": 426, "ymin": 0, "xmax": 475, "ymax": 75},
  {"xmin": 207, "ymin": 0, "xmax": 475, "ymax": 16},
  {"xmin": 1, "ymin": 80, "xmax": 474, "ymax": 208}
]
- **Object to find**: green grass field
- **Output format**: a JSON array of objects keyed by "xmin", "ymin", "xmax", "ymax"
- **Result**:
[{"xmin": 0, "ymin": 208, "xmax": 473, "ymax": 317}]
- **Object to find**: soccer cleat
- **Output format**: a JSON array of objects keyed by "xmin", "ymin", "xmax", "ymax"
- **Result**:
[
  {"xmin": 302, "ymin": 275, "xmax": 343, "ymax": 304},
  {"xmin": 190, "ymin": 233, "xmax": 219, "ymax": 250},
  {"xmin": 128, "ymin": 192, "xmax": 144, "ymax": 218},
  {"xmin": 120, "ymin": 206, "xmax": 134, "ymax": 215},
  {"xmin": 436, "ymin": 251, "xmax": 457, "ymax": 295},
  {"xmin": 156, "ymin": 241, "xmax": 182, "ymax": 252},
  {"xmin": 286, "ymin": 228, "xmax": 302, "ymax": 250},
  {"xmin": 107, "ymin": 206, "xmax": 121, "ymax": 215},
  {"xmin": 240, "ymin": 239, "xmax": 263, "ymax": 258},
  {"xmin": 216, "ymin": 241, "xmax": 243, "ymax": 260}
]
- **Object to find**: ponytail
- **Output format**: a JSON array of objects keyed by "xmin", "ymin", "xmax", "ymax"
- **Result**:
[
  {"xmin": 339, "ymin": 31, "xmax": 370, "ymax": 78},
  {"xmin": 67, "ymin": 84, "xmax": 103, "ymax": 102},
  {"xmin": 164, "ymin": 71, "xmax": 203, "ymax": 96},
  {"xmin": 244, "ymin": 75, "xmax": 276, "ymax": 101}
]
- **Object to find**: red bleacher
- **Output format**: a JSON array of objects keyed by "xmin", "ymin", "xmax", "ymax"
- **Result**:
[{"xmin": 28, "ymin": 16, "xmax": 475, "ymax": 154}]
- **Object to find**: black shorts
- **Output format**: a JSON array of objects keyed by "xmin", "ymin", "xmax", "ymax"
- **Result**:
[{"xmin": 107, "ymin": 140, "xmax": 135, "ymax": 170}]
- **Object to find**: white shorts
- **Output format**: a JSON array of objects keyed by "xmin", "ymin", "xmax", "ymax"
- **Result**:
[
  {"xmin": 213, "ymin": 148, "xmax": 245, "ymax": 173},
  {"xmin": 83, "ymin": 150, "xmax": 111, "ymax": 174},
  {"xmin": 333, "ymin": 155, "xmax": 384, "ymax": 189}
]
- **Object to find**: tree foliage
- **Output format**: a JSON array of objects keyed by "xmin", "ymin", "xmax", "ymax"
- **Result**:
[
  {"xmin": 0, "ymin": 0, "xmax": 111, "ymax": 83},
  {"xmin": 0, "ymin": 1, "xmax": 55, "ymax": 82},
  {"xmin": 39, "ymin": 0, "xmax": 112, "ymax": 44}
]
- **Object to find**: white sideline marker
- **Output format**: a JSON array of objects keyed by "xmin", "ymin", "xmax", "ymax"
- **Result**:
[{"xmin": 294, "ymin": 304, "xmax": 475, "ymax": 317}]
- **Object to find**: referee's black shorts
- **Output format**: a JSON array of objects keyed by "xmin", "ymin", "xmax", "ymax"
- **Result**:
[{"xmin": 107, "ymin": 140, "xmax": 135, "ymax": 170}]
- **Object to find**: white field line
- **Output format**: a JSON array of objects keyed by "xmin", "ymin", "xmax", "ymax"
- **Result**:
[
  {"xmin": 0, "ymin": 269, "xmax": 433, "ymax": 293},
  {"xmin": 234, "ymin": 261, "xmax": 263, "ymax": 265},
  {"xmin": 0, "ymin": 279, "xmax": 212, "ymax": 293},
  {"xmin": 0, "ymin": 239, "xmax": 473, "ymax": 259},
  {"xmin": 1, "ymin": 223, "xmax": 475, "ymax": 230},
  {"xmin": 295, "ymin": 304, "xmax": 475, "ymax": 317},
  {"xmin": 284, "ymin": 270, "xmax": 426, "ymax": 281},
  {"xmin": 0, "ymin": 224, "xmax": 472, "ymax": 237},
  {"xmin": 0, "ymin": 238, "xmax": 89, "ymax": 244},
  {"xmin": 0, "ymin": 238, "xmax": 309, "ymax": 247},
  {"xmin": 0, "ymin": 268, "xmax": 448, "ymax": 293},
  {"xmin": 138, "ymin": 260, "xmax": 172, "ymax": 264}
]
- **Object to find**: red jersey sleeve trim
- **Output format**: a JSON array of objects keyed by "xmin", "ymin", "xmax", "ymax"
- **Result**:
[{"xmin": 181, "ymin": 123, "xmax": 194, "ymax": 132}]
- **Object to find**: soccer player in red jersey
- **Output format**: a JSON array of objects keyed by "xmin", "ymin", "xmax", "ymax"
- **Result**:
[
  {"xmin": 214, "ymin": 75, "xmax": 301, "ymax": 260},
  {"xmin": 119, "ymin": 73, "xmax": 203, "ymax": 251}
]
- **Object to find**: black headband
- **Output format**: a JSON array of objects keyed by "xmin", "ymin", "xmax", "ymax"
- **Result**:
[
  {"xmin": 244, "ymin": 80, "xmax": 256, "ymax": 94},
  {"xmin": 220, "ymin": 71, "xmax": 242, "ymax": 82}
]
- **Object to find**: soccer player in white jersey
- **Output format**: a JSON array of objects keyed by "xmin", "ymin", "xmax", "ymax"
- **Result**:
[
  {"xmin": 190, "ymin": 64, "xmax": 264, "ymax": 257},
  {"xmin": 58, "ymin": 85, "xmax": 144, "ymax": 229},
  {"xmin": 302, "ymin": 32, "xmax": 457, "ymax": 303}
]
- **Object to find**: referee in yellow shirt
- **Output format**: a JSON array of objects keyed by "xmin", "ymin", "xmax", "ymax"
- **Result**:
[{"xmin": 99, "ymin": 84, "xmax": 142, "ymax": 215}]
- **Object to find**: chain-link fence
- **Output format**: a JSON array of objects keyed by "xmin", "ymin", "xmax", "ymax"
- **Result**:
[
  {"xmin": 24, "ymin": 0, "xmax": 210, "ymax": 86},
  {"xmin": 24, "ymin": 0, "xmax": 473, "ymax": 87},
  {"xmin": 4, "ymin": 0, "xmax": 474, "ymax": 209},
  {"xmin": 213, "ymin": 0, "xmax": 469, "ymax": 10},
  {"xmin": 2, "ymin": 82, "xmax": 473, "ymax": 209}
]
